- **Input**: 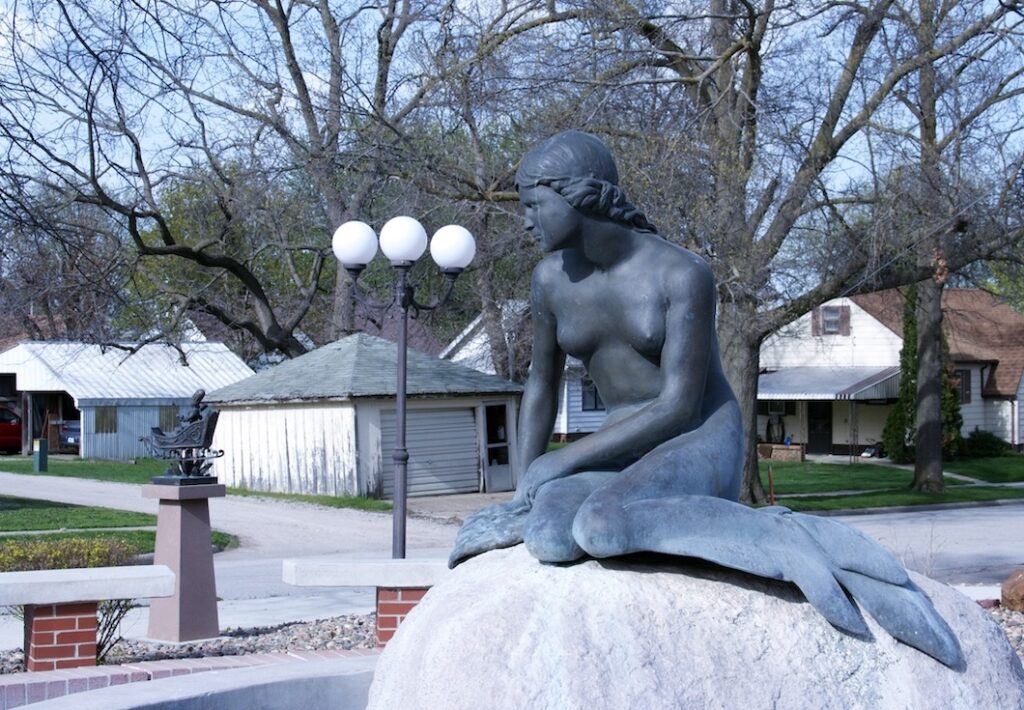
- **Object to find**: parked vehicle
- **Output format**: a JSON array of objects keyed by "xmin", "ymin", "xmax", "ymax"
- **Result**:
[
  {"xmin": 0, "ymin": 407, "xmax": 22, "ymax": 454},
  {"xmin": 58, "ymin": 420, "xmax": 81, "ymax": 452}
]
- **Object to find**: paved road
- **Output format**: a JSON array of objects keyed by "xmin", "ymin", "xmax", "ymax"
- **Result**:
[{"xmin": 833, "ymin": 504, "xmax": 1024, "ymax": 585}]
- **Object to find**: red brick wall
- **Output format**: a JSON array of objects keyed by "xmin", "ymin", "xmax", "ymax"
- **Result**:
[
  {"xmin": 23, "ymin": 602, "xmax": 99, "ymax": 672},
  {"xmin": 376, "ymin": 587, "xmax": 428, "ymax": 646}
]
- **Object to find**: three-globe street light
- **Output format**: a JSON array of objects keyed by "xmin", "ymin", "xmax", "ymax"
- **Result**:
[{"xmin": 332, "ymin": 216, "xmax": 476, "ymax": 559}]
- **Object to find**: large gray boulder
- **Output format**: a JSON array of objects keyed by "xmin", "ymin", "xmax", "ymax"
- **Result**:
[{"xmin": 369, "ymin": 545, "xmax": 1024, "ymax": 710}]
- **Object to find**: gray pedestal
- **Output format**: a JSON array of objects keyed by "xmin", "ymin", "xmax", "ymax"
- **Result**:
[{"xmin": 143, "ymin": 483, "xmax": 225, "ymax": 642}]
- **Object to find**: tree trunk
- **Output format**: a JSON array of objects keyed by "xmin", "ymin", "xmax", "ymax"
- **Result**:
[
  {"xmin": 477, "ymin": 268, "xmax": 511, "ymax": 380},
  {"xmin": 912, "ymin": 276, "xmax": 945, "ymax": 491},
  {"xmin": 910, "ymin": 0, "xmax": 944, "ymax": 493},
  {"xmin": 718, "ymin": 309, "xmax": 767, "ymax": 505}
]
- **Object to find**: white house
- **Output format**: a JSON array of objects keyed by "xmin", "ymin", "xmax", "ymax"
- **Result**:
[
  {"xmin": 0, "ymin": 341, "xmax": 254, "ymax": 459},
  {"xmin": 758, "ymin": 289, "xmax": 1024, "ymax": 454},
  {"xmin": 207, "ymin": 333, "xmax": 522, "ymax": 498},
  {"xmin": 446, "ymin": 289, "xmax": 1024, "ymax": 453}
]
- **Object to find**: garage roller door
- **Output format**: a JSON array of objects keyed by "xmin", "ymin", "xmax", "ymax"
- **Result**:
[{"xmin": 380, "ymin": 408, "xmax": 480, "ymax": 497}]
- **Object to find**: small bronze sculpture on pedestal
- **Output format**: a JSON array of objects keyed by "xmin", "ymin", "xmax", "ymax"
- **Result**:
[{"xmin": 143, "ymin": 389, "xmax": 222, "ymax": 485}]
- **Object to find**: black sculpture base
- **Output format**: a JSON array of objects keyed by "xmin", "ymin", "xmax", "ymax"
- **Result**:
[{"xmin": 150, "ymin": 475, "xmax": 219, "ymax": 486}]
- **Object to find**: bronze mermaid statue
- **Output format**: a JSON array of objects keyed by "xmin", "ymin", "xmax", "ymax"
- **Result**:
[{"xmin": 450, "ymin": 130, "xmax": 962, "ymax": 668}]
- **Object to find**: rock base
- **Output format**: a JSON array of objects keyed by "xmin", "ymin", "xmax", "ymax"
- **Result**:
[
  {"xmin": 1003, "ymin": 569, "xmax": 1024, "ymax": 612},
  {"xmin": 369, "ymin": 546, "xmax": 1024, "ymax": 710}
]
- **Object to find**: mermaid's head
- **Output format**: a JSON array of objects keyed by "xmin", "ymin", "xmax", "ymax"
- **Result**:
[{"xmin": 515, "ymin": 131, "xmax": 656, "ymax": 233}]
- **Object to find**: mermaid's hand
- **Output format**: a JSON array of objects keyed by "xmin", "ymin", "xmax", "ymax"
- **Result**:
[{"xmin": 513, "ymin": 450, "xmax": 573, "ymax": 505}]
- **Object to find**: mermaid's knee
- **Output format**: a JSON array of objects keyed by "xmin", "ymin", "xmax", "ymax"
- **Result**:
[
  {"xmin": 522, "ymin": 478, "xmax": 587, "ymax": 563},
  {"xmin": 572, "ymin": 497, "xmax": 627, "ymax": 559},
  {"xmin": 523, "ymin": 511, "xmax": 584, "ymax": 562}
]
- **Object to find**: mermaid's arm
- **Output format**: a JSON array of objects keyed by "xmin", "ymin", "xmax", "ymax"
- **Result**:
[{"xmin": 513, "ymin": 265, "xmax": 566, "ymax": 503}]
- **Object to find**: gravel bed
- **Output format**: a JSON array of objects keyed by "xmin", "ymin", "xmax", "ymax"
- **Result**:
[
  {"xmin": 1, "ymin": 607, "xmax": 1021, "ymax": 675},
  {"xmin": 0, "ymin": 613, "xmax": 376, "ymax": 674}
]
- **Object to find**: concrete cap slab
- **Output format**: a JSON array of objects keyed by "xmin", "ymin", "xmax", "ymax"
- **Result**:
[
  {"xmin": 0, "ymin": 565, "xmax": 175, "ymax": 605},
  {"xmin": 283, "ymin": 558, "xmax": 449, "ymax": 588},
  {"xmin": 142, "ymin": 483, "xmax": 226, "ymax": 500}
]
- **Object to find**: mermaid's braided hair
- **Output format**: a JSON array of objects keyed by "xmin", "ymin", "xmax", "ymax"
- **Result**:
[{"xmin": 515, "ymin": 131, "xmax": 658, "ymax": 234}]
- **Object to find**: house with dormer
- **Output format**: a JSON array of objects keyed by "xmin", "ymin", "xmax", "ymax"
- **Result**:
[{"xmin": 758, "ymin": 289, "xmax": 1024, "ymax": 454}]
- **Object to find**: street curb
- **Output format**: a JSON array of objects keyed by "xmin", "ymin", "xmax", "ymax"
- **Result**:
[{"xmin": 809, "ymin": 497, "xmax": 1024, "ymax": 517}]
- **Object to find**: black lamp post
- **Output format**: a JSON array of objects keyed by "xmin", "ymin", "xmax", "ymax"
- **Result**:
[{"xmin": 332, "ymin": 216, "xmax": 475, "ymax": 558}]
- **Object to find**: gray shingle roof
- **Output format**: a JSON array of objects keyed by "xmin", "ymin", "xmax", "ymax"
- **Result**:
[{"xmin": 207, "ymin": 332, "xmax": 521, "ymax": 404}]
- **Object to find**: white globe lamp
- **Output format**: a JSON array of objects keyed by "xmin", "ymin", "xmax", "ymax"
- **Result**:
[
  {"xmin": 430, "ymin": 225, "xmax": 476, "ymax": 270},
  {"xmin": 332, "ymin": 221, "xmax": 378, "ymax": 267},
  {"xmin": 379, "ymin": 216, "xmax": 428, "ymax": 263}
]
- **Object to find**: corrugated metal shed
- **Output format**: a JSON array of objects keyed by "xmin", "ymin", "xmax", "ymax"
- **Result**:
[
  {"xmin": 758, "ymin": 366, "xmax": 899, "ymax": 401},
  {"xmin": 207, "ymin": 332, "xmax": 521, "ymax": 404},
  {"xmin": 0, "ymin": 341, "xmax": 254, "ymax": 406}
]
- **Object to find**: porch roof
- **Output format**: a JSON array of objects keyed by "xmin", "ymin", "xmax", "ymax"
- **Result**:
[{"xmin": 758, "ymin": 366, "xmax": 899, "ymax": 401}]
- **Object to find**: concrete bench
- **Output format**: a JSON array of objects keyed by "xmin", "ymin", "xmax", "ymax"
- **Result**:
[
  {"xmin": 0, "ymin": 565, "xmax": 175, "ymax": 671},
  {"xmin": 283, "ymin": 558, "xmax": 448, "ymax": 645}
]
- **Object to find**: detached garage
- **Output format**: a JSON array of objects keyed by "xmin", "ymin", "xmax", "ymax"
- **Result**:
[{"xmin": 206, "ymin": 333, "xmax": 522, "ymax": 499}]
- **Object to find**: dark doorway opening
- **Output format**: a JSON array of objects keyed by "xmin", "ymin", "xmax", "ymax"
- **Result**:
[{"xmin": 807, "ymin": 401, "xmax": 833, "ymax": 454}]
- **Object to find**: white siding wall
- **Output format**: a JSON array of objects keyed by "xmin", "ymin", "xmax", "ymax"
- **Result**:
[
  {"xmin": 834, "ymin": 402, "xmax": 891, "ymax": 448},
  {"xmin": 563, "ymin": 377, "xmax": 608, "ymax": 434},
  {"xmin": 82, "ymin": 404, "xmax": 185, "ymax": 460},
  {"xmin": 983, "ymin": 400, "xmax": 1013, "ymax": 443},
  {"xmin": 211, "ymin": 402, "xmax": 358, "ymax": 496},
  {"xmin": 446, "ymin": 332, "xmax": 497, "ymax": 375},
  {"xmin": 553, "ymin": 381, "xmax": 569, "ymax": 435},
  {"xmin": 1019, "ymin": 379, "xmax": 1024, "ymax": 446},
  {"xmin": 956, "ymin": 365, "xmax": 986, "ymax": 435},
  {"xmin": 760, "ymin": 298, "xmax": 903, "ymax": 368}
]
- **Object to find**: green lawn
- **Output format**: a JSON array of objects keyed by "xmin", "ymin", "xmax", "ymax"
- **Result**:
[
  {"xmin": 228, "ymin": 487, "xmax": 392, "ymax": 512},
  {"xmin": 944, "ymin": 455, "xmax": 1024, "ymax": 483},
  {"xmin": 0, "ymin": 495, "xmax": 156, "ymax": 531},
  {"xmin": 0, "ymin": 457, "xmax": 163, "ymax": 484},
  {"xmin": 777, "ymin": 485, "xmax": 1024, "ymax": 512},
  {"xmin": 760, "ymin": 461, "xmax": 966, "ymax": 495}
]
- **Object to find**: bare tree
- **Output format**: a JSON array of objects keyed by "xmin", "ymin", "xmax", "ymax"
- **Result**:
[
  {"xmin": 864, "ymin": 0, "xmax": 1024, "ymax": 490},
  {"xmin": 0, "ymin": 0, "xmax": 577, "ymax": 357}
]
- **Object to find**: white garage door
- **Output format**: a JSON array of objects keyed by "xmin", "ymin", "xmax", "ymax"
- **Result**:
[{"xmin": 380, "ymin": 408, "xmax": 480, "ymax": 497}]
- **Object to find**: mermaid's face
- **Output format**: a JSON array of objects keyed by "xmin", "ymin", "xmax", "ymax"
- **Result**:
[{"xmin": 519, "ymin": 185, "xmax": 581, "ymax": 252}]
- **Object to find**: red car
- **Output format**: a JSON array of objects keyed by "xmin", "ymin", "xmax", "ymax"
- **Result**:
[{"xmin": 0, "ymin": 407, "xmax": 21, "ymax": 454}]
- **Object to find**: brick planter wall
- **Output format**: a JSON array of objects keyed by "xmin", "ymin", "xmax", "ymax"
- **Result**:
[
  {"xmin": 376, "ymin": 587, "xmax": 428, "ymax": 646},
  {"xmin": 23, "ymin": 603, "xmax": 98, "ymax": 672}
]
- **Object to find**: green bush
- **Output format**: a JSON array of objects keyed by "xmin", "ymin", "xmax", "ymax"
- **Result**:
[
  {"xmin": 1, "ymin": 536, "xmax": 142, "ymax": 664},
  {"xmin": 962, "ymin": 429, "xmax": 1013, "ymax": 459},
  {"xmin": 0, "ymin": 536, "xmax": 140, "ymax": 572}
]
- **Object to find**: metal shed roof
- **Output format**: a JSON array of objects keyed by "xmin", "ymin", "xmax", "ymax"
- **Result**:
[
  {"xmin": 207, "ymin": 332, "xmax": 522, "ymax": 405},
  {"xmin": 758, "ymin": 366, "xmax": 900, "ymax": 401},
  {"xmin": 0, "ymin": 341, "xmax": 254, "ymax": 406}
]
